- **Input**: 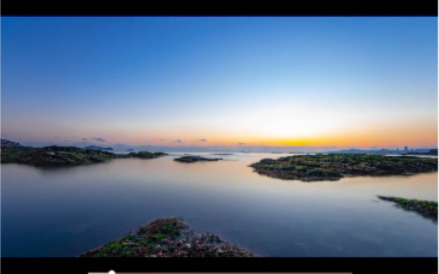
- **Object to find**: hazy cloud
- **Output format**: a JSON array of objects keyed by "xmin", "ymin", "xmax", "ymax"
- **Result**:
[
  {"xmin": 238, "ymin": 142, "xmax": 245, "ymax": 145},
  {"xmin": 92, "ymin": 138, "xmax": 107, "ymax": 142},
  {"xmin": 160, "ymin": 138, "xmax": 167, "ymax": 141},
  {"xmin": 175, "ymin": 139, "xmax": 183, "ymax": 143},
  {"xmin": 196, "ymin": 138, "xmax": 207, "ymax": 142},
  {"xmin": 82, "ymin": 138, "xmax": 88, "ymax": 141}
]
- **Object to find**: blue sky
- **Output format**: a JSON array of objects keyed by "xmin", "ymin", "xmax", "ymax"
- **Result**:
[{"xmin": 1, "ymin": 17, "xmax": 437, "ymax": 149}]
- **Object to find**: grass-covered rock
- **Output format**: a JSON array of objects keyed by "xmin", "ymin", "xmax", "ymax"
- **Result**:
[
  {"xmin": 249, "ymin": 154, "xmax": 438, "ymax": 182},
  {"xmin": 378, "ymin": 196, "xmax": 437, "ymax": 222},
  {"xmin": 79, "ymin": 217, "xmax": 257, "ymax": 257}
]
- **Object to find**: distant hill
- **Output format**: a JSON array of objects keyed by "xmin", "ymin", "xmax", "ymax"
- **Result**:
[
  {"xmin": 84, "ymin": 145, "xmax": 113, "ymax": 151},
  {"xmin": 1, "ymin": 139, "xmax": 24, "ymax": 149}
]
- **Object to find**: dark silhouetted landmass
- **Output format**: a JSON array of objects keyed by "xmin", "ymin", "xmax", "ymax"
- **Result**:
[
  {"xmin": 79, "ymin": 217, "xmax": 257, "ymax": 257},
  {"xmin": 249, "ymin": 154, "xmax": 438, "ymax": 182},
  {"xmin": 378, "ymin": 196, "xmax": 437, "ymax": 222},
  {"xmin": 1, "ymin": 139, "xmax": 23, "ymax": 149}
]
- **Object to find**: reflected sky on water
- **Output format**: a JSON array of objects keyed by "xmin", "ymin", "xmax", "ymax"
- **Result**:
[{"xmin": 1, "ymin": 153, "xmax": 437, "ymax": 257}]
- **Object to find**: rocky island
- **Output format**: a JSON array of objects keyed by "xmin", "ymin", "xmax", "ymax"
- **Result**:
[
  {"xmin": 79, "ymin": 217, "xmax": 257, "ymax": 257},
  {"xmin": 378, "ymin": 196, "xmax": 437, "ymax": 222},
  {"xmin": 1, "ymin": 139, "xmax": 167, "ymax": 167},
  {"xmin": 174, "ymin": 155, "xmax": 222, "ymax": 163},
  {"xmin": 249, "ymin": 154, "xmax": 438, "ymax": 182},
  {"xmin": 121, "ymin": 151, "xmax": 168, "ymax": 159}
]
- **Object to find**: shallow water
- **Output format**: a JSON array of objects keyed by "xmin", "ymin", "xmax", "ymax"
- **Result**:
[{"xmin": 1, "ymin": 153, "xmax": 437, "ymax": 257}]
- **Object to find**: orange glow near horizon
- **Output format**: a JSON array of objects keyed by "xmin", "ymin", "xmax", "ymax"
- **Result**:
[
  {"xmin": 5, "ymin": 119, "xmax": 437, "ymax": 148},
  {"xmin": 164, "ymin": 125, "xmax": 437, "ymax": 148}
]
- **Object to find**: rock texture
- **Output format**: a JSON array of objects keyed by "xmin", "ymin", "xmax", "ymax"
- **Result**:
[
  {"xmin": 79, "ymin": 217, "xmax": 257, "ymax": 257},
  {"xmin": 249, "ymin": 154, "xmax": 438, "ymax": 182}
]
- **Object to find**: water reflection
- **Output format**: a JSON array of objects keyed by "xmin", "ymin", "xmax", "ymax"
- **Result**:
[{"xmin": 1, "ymin": 153, "xmax": 437, "ymax": 257}]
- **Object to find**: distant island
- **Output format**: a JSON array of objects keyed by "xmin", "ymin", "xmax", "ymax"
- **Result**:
[
  {"xmin": 84, "ymin": 145, "xmax": 113, "ymax": 151},
  {"xmin": 249, "ymin": 154, "xmax": 438, "ymax": 182},
  {"xmin": 174, "ymin": 155, "xmax": 222, "ymax": 163},
  {"xmin": 121, "ymin": 151, "xmax": 168, "ymax": 159},
  {"xmin": 1, "ymin": 139, "xmax": 168, "ymax": 167}
]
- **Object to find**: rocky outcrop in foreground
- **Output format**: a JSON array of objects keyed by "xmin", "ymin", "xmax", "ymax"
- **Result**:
[
  {"xmin": 1, "ymin": 139, "xmax": 167, "ymax": 167},
  {"xmin": 378, "ymin": 196, "xmax": 437, "ymax": 222},
  {"xmin": 174, "ymin": 155, "xmax": 222, "ymax": 163},
  {"xmin": 79, "ymin": 217, "xmax": 257, "ymax": 257},
  {"xmin": 249, "ymin": 154, "xmax": 438, "ymax": 182}
]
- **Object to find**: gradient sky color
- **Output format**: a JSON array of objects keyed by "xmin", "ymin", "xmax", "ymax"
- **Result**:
[{"xmin": 1, "ymin": 17, "xmax": 437, "ymax": 149}]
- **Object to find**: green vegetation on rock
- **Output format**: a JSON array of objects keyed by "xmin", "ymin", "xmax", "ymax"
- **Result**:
[
  {"xmin": 79, "ymin": 217, "xmax": 257, "ymax": 257},
  {"xmin": 249, "ymin": 154, "xmax": 438, "ymax": 182},
  {"xmin": 378, "ymin": 196, "xmax": 437, "ymax": 222}
]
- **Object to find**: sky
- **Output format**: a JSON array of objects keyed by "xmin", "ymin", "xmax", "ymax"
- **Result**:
[{"xmin": 1, "ymin": 17, "xmax": 437, "ymax": 151}]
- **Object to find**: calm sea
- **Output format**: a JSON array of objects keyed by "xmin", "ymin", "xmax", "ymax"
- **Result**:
[{"xmin": 1, "ymin": 153, "xmax": 437, "ymax": 257}]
